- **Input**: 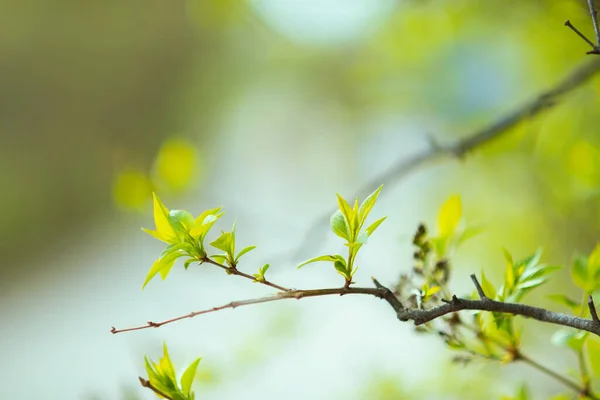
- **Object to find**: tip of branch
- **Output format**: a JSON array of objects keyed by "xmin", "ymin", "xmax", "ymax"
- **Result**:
[
  {"xmin": 588, "ymin": 295, "xmax": 599, "ymax": 324},
  {"xmin": 110, "ymin": 326, "xmax": 116, "ymax": 334},
  {"xmin": 371, "ymin": 276, "xmax": 384, "ymax": 289},
  {"xmin": 470, "ymin": 274, "xmax": 487, "ymax": 299},
  {"xmin": 565, "ymin": 20, "xmax": 571, "ymax": 26}
]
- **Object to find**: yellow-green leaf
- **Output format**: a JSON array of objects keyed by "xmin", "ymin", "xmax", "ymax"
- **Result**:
[
  {"xmin": 481, "ymin": 270, "xmax": 497, "ymax": 299},
  {"xmin": 235, "ymin": 245, "xmax": 257, "ymax": 263},
  {"xmin": 142, "ymin": 252, "xmax": 184, "ymax": 289},
  {"xmin": 143, "ymin": 193, "xmax": 178, "ymax": 244},
  {"xmin": 337, "ymin": 194, "xmax": 356, "ymax": 236},
  {"xmin": 297, "ymin": 255, "xmax": 337, "ymax": 269},
  {"xmin": 588, "ymin": 243, "xmax": 600, "ymax": 282},
  {"xmin": 437, "ymin": 194, "xmax": 462, "ymax": 238},
  {"xmin": 330, "ymin": 210, "xmax": 350, "ymax": 240},
  {"xmin": 365, "ymin": 216, "xmax": 387, "ymax": 236},
  {"xmin": 358, "ymin": 184, "xmax": 383, "ymax": 229},
  {"xmin": 180, "ymin": 357, "xmax": 202, "ymax": 396}
]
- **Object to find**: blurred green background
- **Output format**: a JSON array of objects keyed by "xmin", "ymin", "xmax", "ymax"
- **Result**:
[{"xmin": 1, "ymin": 0, "xmax": 599, "ymax": 399}]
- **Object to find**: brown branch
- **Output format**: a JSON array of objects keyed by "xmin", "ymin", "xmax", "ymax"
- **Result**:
[
  {"xmin": 565, "ymin": 20, "xmax": 599, "ymax": 53},
  {"xmin": 287, "ymin": 57, "xmax": 600, "ymax": 262},
  {"xmin": 111, "ymin": 286, "xmax": 388, "ymax": 334},
  {"xmin": 393, "ymin": 277, "xmax": 600, "ymax": 337},
  {"xmin": 470, "ymin": 274, "xmax": 487, "ymax": 299},
  {"xmin": 139, "ymin": 377, "xmax": 174, "ymax": 400},
  {"xmin": 589, "ymin": 295, "xmax": 600, "ymax": 324},
  {"xmin": 202, "ymin": 257, "xmax": 291, "ymax": 292}
]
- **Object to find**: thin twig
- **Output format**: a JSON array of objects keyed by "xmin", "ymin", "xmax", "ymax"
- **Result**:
[
  {"xmin": 470, "ymin": 274, "xmax": 487, "ymax": 299},
  {"xmin": 588, "ymin": 0, "xmax": 600, "ymax": 47},
  {"xmin": 202, "ymin": 257, "xmax": 291, "ymax": 292},
  {"xmin": 111, "ymin": 286, "xmax": 387, "ymax": 334},
  {"xmin": 112, "ymin": 274, "xmax": 600, "ymax": 337},
  {"xmin": 565, "ymin": 20, "xmax": 598, "ymax": 51},
  {"xmin": 139, "ymin": 377, "xmax": 174, "ymax": 400},
  {"xmin": 287, "ymin": 58, "xmax": 600, "ymax": 262},
  {"xmin": 517, "ymin": 353, "xmax": 597, "ymax": 399},
  {"xmin": 589, "ymin": 295, "xmax": 600, "ymax": 324}
]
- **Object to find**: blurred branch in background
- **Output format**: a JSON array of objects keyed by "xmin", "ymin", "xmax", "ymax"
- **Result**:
[{"xmin": 289, "ymin": 56, "xmax": 600, "ymax": 263}]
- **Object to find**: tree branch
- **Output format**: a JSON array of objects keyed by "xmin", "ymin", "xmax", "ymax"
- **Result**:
[
  {"xmin": 202, "ymin": 257, "xmax": 291, "ymax": 292},
  {"xmin": 394, "ymin": 276, "xmax": 600, "ymax": 337},
  {"xmin": 289, "ymin": 57, "xmax": 600, "ymax": 262},
  {"xmin": 139, "ymin": 377, "xmax": 174, "ymax": 400},
  {"xmin": 112, "ymin": 273, "xmax": 600, "ymax": 337},
  {"xmin": 111, "ymin": 286, "xmax": 388, "ymax": 334}
]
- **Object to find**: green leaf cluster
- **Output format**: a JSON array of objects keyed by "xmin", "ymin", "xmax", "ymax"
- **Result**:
[
  {"xmin": 570, "ymin": 243, "xmax": 600, "ymax": 293},
  {"xmin": 141, "ymin": 194, "xmax": 226, "ymax": 288},
  {"xmin": 144, "ymin": 343, "xmax": 201, "ymax": 400},
  {"xmin": 498, "ymin": 249, "xmax": 559, "ymax": 303},
  {"xmin": 210, "ymin": 222, "xmax": 256, "ymax": 268},
  {"xmin": 252, "ymin": 264, "xmax": 270, "ymax": 283},
  {"xmin": 297, "ymin": 185, "xmax": 386, "ymax": 285}
]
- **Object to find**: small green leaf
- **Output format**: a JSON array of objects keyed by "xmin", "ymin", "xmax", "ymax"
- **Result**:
[
  {"xmin": 456, "ymin": 225, "xmax": 485, "ymax": 246},
  {"xmin": 588, "ymin": 335, "xmax": 600, "ymax": 378},
  {"xmin": 253, "ymin": 264, "xmax": 270, "ymax": 282},
  {"xmin": 168, "ymin": 210, "xmax": 196, "ymax": 240},
  {"xmin": 337, "ymin": 194, "xmax": 356, "ymax": 237},
  {"xmin": 365, "ymin": 216, "xmax": 387, "ymax": 236},
  {"xmin": 437, "ymin": 194, "xmax": 462, "ymax": 238},
  {"xmin": 180, "ymin": 358, "xmax": 201, "ymax": 396},
  {"xmin": 143, "ymin": 251, "xmax": 185, "ymax": 289},
  {"xmin": 330, "ymin": 210, "xmax": 350, "ymax": 240},
  {"xmin": 160, "ymin": 242, "xmax": 193, "ymax": 259},
  {"xmin": 160, "ymin": 343, "xmax": 177, "ymax": 382},
  {"xmin": 356, "ymin": 230, "xmax": 369, "ymax": 245},
  {"xmin": 297, "ymin": 255, "xmax": 338, "ymax": 269},
  {"xmin": 481, "ymin": 270, "xmax": 497, "ymax": 299},
  {"xmin": 334, "ymin": 260, "xmax": 348, "ymax": 277},
  {"xmin": 571, "ymin": 256, "xmax": 589, "ymax": 290},
  {"xmin": 588, "ymin": 243, "xmax": 600, "ymax": 287},
  {"xmin": 212, "ymin": 255, "xmax": 227, "ymax": 265},
  {"xmin": 184, "ymin": 259, "xmax": 197, "ymax": 270},
  {"xmin": 358, "ymin": 184, "xmax": 383, "ymax": 229},
  {"xmin": 210, "ymin": 231, "xmax": 234, "ymax": 256},
  {"xmin": 235, "ymin": 245, "xmax": 257, "ymax": 263},
  {"xmin": 547, "ymin": 294, "xmax": 580, "ymax": 312},
  {"xmin": 552, "ymin": 329, "xmax": 588, "ymax": 351}
]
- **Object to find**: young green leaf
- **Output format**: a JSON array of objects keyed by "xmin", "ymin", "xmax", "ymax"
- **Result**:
[
  {"xmin": 547, "ymin": 294, "xmax": 580, "ymax": 312},
  {"xmin": 210, "ymin": 232, "xmax": 234, "ymax": 257},
  {"xmin": 570, "ymin": 256, "xmax": 589, "ymax": 291},
  {"xmin": 142, "ymin": 193, "xmax": 178, "ymax": 244},
  {"xmin": 551, "ymin": 329, "xmax": 588, "ymax": 351},
  {"xmin": 480, "ymin": 270, "xmax": 497, "ymax": 299},
  {"xmin": 456, "ymin": 225, "xmax": 485, "ymax": 246},
  {"xmin": 297, "ymin": 255, "xmax": 338, "ymax": 269},
  {"xmin": 235, "ymin": 245, "xmax": 257, "ymax": 263},
  {"xmin": 588, "ymin": 243, "xmax": 600, "ymax": 289},
  {"xmin": 365, "ymin": 216, "xmax": 387, "ymax": 237},
  {"xmin": 180, "ymin": 358, "xmax": 202, "ymax": 397},
  {"xmin": 437, "ymin": 194, "xmax": 462, "ymax": 238},
  {"xmin": 358, "ymin": 184, "xmax": 383, "ymax": 230},
  {"xmin": 253, "ymin": 264, "xmax": 270, "ymax": 282},
  {"xmin": 337, "ymin": 194, "xmax": 356, "ymax": 237},
  {"xmin": 143, "ymin": 251, "xmax": 186, "ymax": 289},
  {"xmin": 168, "ymin": 210, "xmax": 196, "ymax": 240},
  {"xmin": 330, "ymin": 210, "xmax": 350, "ymax": 240}
]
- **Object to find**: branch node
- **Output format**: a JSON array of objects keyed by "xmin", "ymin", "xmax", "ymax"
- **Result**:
[
  {"xmin": 589, "ymin": 295, "xmax": 600, "ymax": 324},
  {"xmin": 469, "ymin": 274, "xmax": 487, "ymax": 299}
]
